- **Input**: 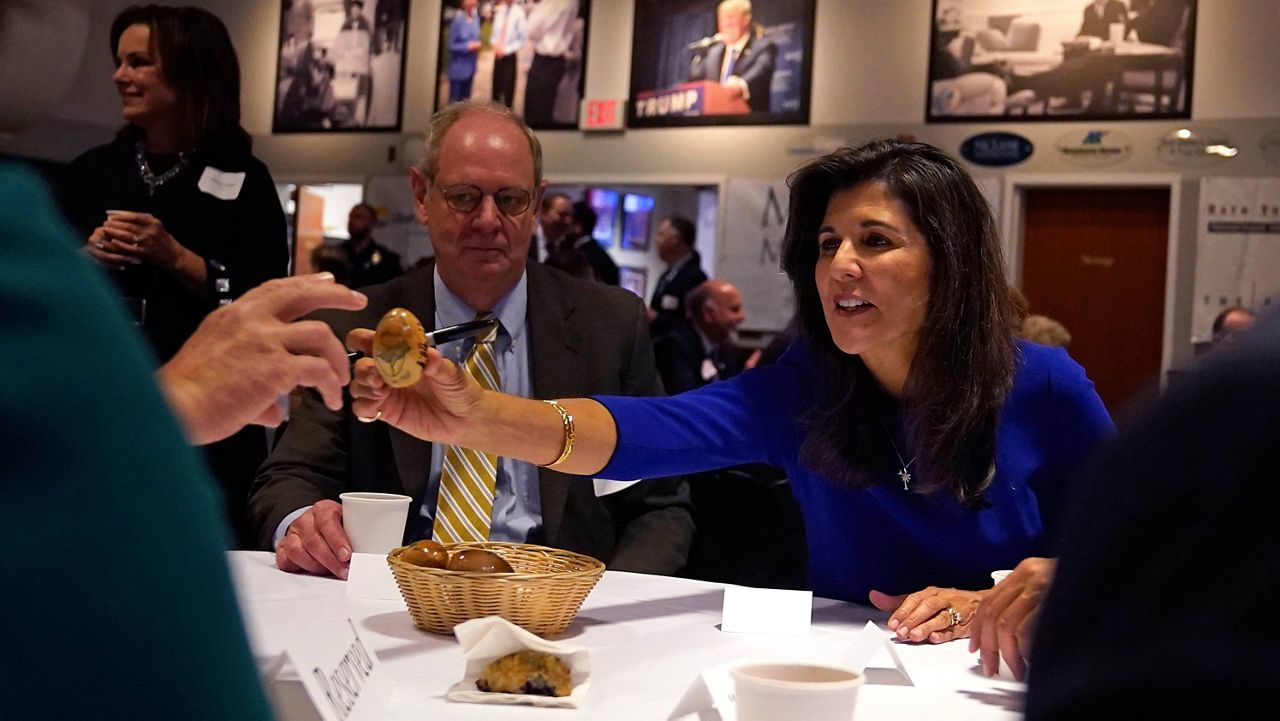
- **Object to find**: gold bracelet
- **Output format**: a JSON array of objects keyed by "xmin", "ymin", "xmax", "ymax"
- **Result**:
[{"xmin": 540, "ymin": 400, "xmax": 575, "ymax": 468}]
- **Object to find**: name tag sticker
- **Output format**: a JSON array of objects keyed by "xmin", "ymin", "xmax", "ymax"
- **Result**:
[
  {"xmin": 198, "ymin": 167, "xmax": 246, "ymax": 200},
  {"xmin": 661, "ymin": 294, "xmax": 679, "ymax": 310},
  {"xmin": 286, "ymin": 613, "xmax": 393, "ymax": 721},
  {"xmin": 700, "ymin": 358, "xmax": 718, "ymax": 381}
]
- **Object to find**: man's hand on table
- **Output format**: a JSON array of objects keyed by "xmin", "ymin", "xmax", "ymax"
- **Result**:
[{"xmin": 275, "ymin": 500, "xmax": 352, "ymax": 580}]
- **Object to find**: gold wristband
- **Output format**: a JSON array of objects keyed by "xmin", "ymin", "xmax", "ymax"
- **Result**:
[{"xmin": 540, "ymin": 400, "xmax": 575, "ymax": 469}]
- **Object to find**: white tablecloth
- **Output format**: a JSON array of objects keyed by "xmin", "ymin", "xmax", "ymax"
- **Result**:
[{"xmin": 228, "ymin": 552, "xmax": 1024, "ymax": 720}]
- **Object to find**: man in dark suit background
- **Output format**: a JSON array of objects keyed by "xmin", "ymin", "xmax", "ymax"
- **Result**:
[
  {"xmin": 653, "ymin": 279, "xmax": 755, "ymax": 394},
  {"xmin": 688, "ymin": 0, "xmax": 777, "ymax": 113},
  {"xmin": 251, "ymin": 101, "xmax": 692, "ymax": 578},
  {"xmin": 648, "ymin": 215, "xmax": 707, "ymax": 337}
]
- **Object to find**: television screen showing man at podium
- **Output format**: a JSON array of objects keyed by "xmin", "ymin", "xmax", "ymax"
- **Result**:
[{"xmin": 627, "ymin": 0, "xmax": 815, "ymax": 127}]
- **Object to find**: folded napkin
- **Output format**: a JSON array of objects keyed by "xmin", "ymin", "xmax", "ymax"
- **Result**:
[{"xmin": 447, "ymin": 616, "xmax": 591, "ymax": 708}]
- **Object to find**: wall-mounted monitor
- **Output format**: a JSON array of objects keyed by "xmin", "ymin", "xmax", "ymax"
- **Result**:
[
  {"xmin": 587, "ymin": 188, "xmax": 620, "ymax": 247},
  {"xmin": 621, "ymin": 193, "xmax": 655, "ymax": 251}
]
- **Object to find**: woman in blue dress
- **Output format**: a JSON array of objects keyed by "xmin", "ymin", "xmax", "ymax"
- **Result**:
[{"xmin": 346, "ymin": 139, "xmax": 1113, "ymax": 657}]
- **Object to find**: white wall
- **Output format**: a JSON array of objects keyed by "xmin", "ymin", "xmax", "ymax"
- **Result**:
[{"xmin": 4, "ymin": 0, "xmax": 1279, "ymax": 368}]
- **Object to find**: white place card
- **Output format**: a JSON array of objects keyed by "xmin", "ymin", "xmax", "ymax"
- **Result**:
[
  {"xmin": 345, "ymin": 553, "xmax": 404, "ymax": 602},
  {"xmin": 668, "ymin": 662, "xmax": 736, "ymax": 721},
  {"xmin": 842, "ymin": 621, "xmax": 913, "ymax": 686},
  {"xmin": 284, "ymin": 611, "xmax": 393, "ymax": 721},
  {"xmin": 721, "ymin": 585, "xmax": 813, "ymax": 635}
]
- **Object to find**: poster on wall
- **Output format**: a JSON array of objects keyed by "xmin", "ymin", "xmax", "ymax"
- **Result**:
[
  {"xmin": 273, "ymin": 0, "xmax": 409, "ymax": 132},
  {"xmin": 719, "ymin": 178, "xmax": 794, "ymax": 331},
  {"xmin": 1190, "ymin": 177, "xmax": 1280, "ymax": 343},
  {"xmin": 434, "ymin": 0, "xmax": 591, "ymax": 130},
  {"xmin": 627, "ymin": 0, "xmax": 815, "ymax": 128},
  {"xmin": 927, "ymin": 0, "xmax": 1196, "ymax": 122}
]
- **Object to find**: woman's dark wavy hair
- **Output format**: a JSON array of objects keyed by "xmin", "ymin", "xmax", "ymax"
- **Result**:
[
  {"xmin": 110, "ymin": 5, "xmax": 249, "ymax": 152},
  {"xmin": 780, "ymin": 140, "xmax": 1017, "ymax": 507}
]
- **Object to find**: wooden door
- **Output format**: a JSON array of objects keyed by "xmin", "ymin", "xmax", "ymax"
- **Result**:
[
  {"xmin": 293, "ymin": 187, "xmax": 326, "ymax": 276},
  {"xmin": 1021, "ymin": 188, "xmax": 1169, "ymax": 415}
]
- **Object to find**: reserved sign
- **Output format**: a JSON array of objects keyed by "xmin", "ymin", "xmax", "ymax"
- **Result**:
[{"xmin": 286, "ymin": 614, "xmax": 392, "ymax": 721}]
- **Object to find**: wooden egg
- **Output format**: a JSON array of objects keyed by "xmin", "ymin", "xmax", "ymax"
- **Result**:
[
  {"xmin": 447, "ymin": 549, "xmax": 514, "ymax": 574},
  {"xmin": 402, "ymin": 539, "xmax": 449, "ymax": 568},
  {"xmin": 372, "ymin": 307, "xmax": 428, "ymax": 388}
]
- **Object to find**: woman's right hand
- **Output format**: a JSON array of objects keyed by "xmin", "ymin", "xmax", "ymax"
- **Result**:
[{"xmin": 345, "ymin": 328, "xmax": 485, "ymax": 444}]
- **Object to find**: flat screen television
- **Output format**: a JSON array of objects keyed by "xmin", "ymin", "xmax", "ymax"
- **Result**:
[{"xmin": 621, "ymin": 193, "xmax": 655, "ymax": 251}]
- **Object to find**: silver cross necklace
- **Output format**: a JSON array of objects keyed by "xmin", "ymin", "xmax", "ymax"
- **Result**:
[{"xmin": 885, "ymin": 429, "xmax": 917, "ymax": 491}]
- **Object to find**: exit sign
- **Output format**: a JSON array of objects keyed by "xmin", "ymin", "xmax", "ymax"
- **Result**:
[{"xmin": 581, "ymin": 98, "xmax": 625, "ymax": 131}]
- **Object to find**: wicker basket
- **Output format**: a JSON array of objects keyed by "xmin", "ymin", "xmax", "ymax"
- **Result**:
[{"xmin": 387, "ymin": 541, "xmax": 605, "ymax": 637}]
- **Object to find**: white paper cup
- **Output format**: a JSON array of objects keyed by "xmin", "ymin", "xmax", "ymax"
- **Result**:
[
  {"xmin": 339, "ymin": 492, "xmax": 412, "ymax": 554},
  {"xmin": 989, "ymin": 570, "xmax": 1019, "ymax": 679},
  {"xmin": 731, "ymin": 663, "xmax": 864, "ymax": 721}
]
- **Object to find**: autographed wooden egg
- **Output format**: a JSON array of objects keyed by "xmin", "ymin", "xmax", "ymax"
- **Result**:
[
  {"xmin": 447, "ymin": 549, "xmax": 514, "ymax": 574},
  {"xmin": 372, "ymin": 307, "xmax": 427, "ymax": 388},
  {"xmin": 402, "ymin": 539, "xmax": 449, "ymax": 568}
]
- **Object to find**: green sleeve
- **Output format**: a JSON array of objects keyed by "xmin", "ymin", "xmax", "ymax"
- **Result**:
[{"xmin": 0, "ymin": 165, "xmax": 273, "ymax": 720}]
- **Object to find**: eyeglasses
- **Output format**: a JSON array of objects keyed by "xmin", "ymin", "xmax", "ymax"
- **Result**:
[{"xmin": 434, "ymin": 183, "xmax": 533, "ymax": 217}]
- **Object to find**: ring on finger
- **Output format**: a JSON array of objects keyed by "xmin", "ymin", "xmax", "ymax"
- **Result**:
[
  {"xmin": 94, "ymin": 241, "xmax": 106, "ymax": 250},
  {"xmin": 942, "ymin": 606, "xmax": 962, "ymax": 629}
]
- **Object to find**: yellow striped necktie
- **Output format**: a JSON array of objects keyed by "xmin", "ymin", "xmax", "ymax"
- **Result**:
[{"xmin": 432, "ymin": 318, "xmax": 501, "ymax": 544}]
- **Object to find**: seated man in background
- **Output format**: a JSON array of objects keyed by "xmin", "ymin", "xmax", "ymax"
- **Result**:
[
  {"xmin": 251, "ymin": 101, "xmax": 693, "ymax": 579},
  {"xmin": 1211, "ymin": 305, "xmax": 1255, "ymax": 346},
  {"xmin": 653, "ymin": 279, "xmax": 757, "ymax": 394},
  {"xmin": 652, "ymin": 279, "xmax": 804, "ymax": 590}
]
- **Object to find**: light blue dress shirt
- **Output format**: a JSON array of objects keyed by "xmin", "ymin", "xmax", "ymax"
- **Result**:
[
  {"xmin": 419, "ymin": 268, "xmax": 541, "ymax": 542},
  {"xmin": 272, "ymin": 269, "xmax": 542, "ymax": 549}
]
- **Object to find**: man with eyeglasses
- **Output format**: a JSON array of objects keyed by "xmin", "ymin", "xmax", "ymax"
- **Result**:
[{"xmin": 249, "ymin": 101, "xmax": 693, "ymax": 579}]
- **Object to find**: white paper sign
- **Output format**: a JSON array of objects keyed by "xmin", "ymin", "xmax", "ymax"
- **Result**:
[
  {"xmin": 286, "ymin": 614, "xmax": 393, "ymax": 721},
  {"xmin": 197, "ymin": 167, "xmax": 245, "ymax": 200},
  {"xmin": 1191, "ymin": 177, "xmax": 1280, "ymax": 342},
  {"xmin": 345, "ymin": 553, "xmax": 404, "ymax": 602},
  {"xmin": 719, "ymin": 179, "xmax": 795, "ymax": 332},
  {"xmin": 721, "ymin": 586, "xmax": 812, "ymax": 635}
]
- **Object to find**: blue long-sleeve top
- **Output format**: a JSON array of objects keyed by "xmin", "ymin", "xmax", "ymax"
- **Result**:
[{"xmin": 596, "ymin": 339, "xmax": 1114, "ymax": 603}]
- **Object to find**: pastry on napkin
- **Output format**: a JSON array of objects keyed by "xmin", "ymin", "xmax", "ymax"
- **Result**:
[{"xmin": 447, "ymin": 616, "xmax": 590, "ymax": 708}]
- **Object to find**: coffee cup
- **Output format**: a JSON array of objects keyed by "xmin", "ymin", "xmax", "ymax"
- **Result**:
[
  {"xmin": 339, "ymin": 492, "xmax": 412, "ymax": 554},
  {"xmin": 731, "ymin": 663, "xmax": 864, "ymax": 721}
]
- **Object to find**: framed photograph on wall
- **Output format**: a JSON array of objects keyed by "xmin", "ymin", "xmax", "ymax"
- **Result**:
[
  {"xmin": 620, "ymin": 193, "xmax": 655, "ymax": 251},
  {"xmin": 927, "ymin": 0, "xmax": 1196, "ymax": 122},
  {"xmin": 619, "ymin": 266, "xmax": 649, "ymax": 299},
  {"xmin": 587, "ymin": 188, "xmax": 620, "ymax": 247},
  {"xmin": 273, "ymin": 0, "xmax": 409, "ymax": 132},
  {"xmin": 627, "ymin": 0, "xmax": 816, "ymax": 128},
  {"xmin": 435, "ymin": 0, "xmax": 592, "ymax": 130}
]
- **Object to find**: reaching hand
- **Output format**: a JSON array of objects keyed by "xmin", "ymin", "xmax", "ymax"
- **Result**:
[
  {"xmin": 346, "ymin": 328, "xmax": 486, "ymax": 445},
  {"xmin": 968, "ymin": 557, "xmax": 1056, "ymax": 680},
  {"xmin": 157, "ymin": 273, "xmax": 367, "ymax": 444},
  {"xmin": 869, "ymin": 586, "xmax": 984, "ymax": 644}
]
